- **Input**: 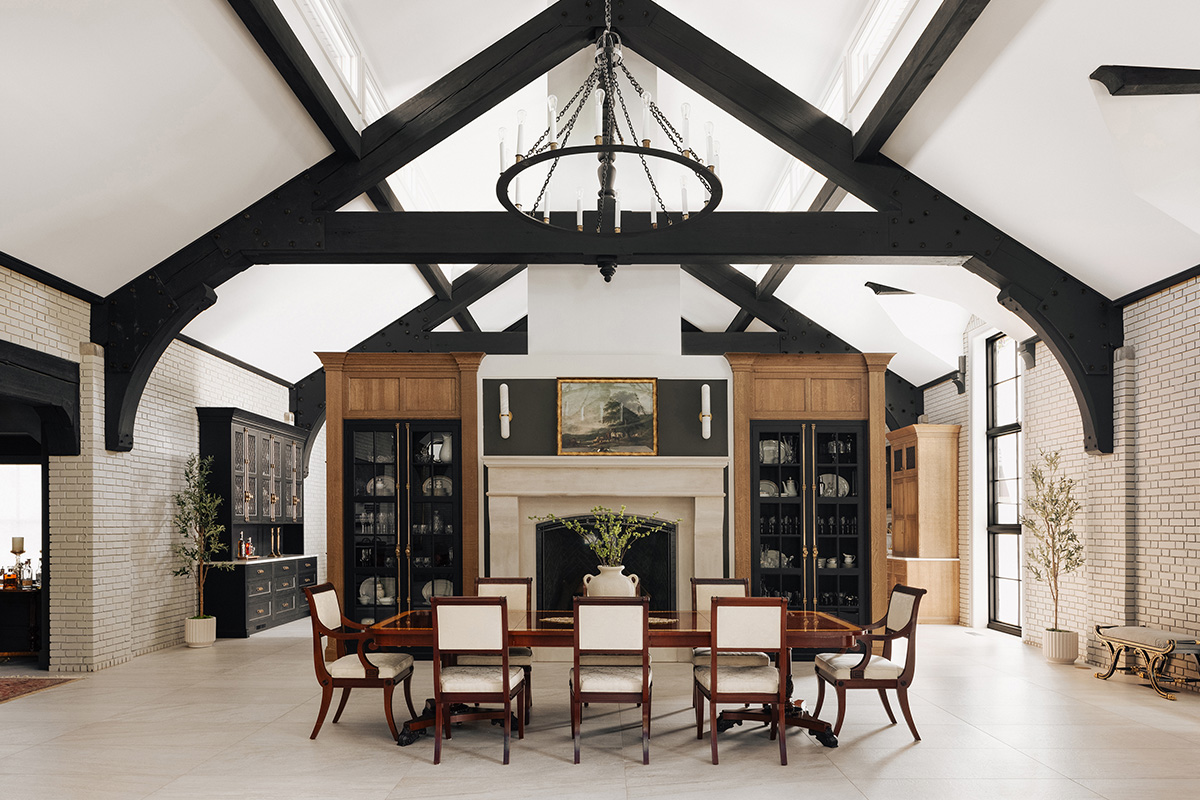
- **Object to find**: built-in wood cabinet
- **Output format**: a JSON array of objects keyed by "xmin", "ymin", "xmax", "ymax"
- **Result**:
[
  {"xmin": 319, "ymin": 353, "xmax": 482, "ymax": 620},
  {"xmin": 886, "ymin": 423, "xmax": 960, "ymax": 624},
  {"xmin": 728, "ymin": 353, "xmax": 892, "ymax": 623}
]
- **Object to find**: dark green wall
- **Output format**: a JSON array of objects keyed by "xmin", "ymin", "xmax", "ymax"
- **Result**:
[{"xmin": 482, "ymin": 379, "xmax": 727, "ymax": 456}]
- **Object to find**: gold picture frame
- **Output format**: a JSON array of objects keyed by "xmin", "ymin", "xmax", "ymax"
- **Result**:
[{"xmin": 557, "ymin": 378, "xmax": 658, "ymax": 455}]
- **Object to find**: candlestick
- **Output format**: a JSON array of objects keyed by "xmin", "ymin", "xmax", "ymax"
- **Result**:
[
  {"xmin": 547, "ymin": 94, "xmax": 558, "ymax": 148},
  {"xmin": 498, "ymin": 127, "xmax": 507, "ymax": 172},
  {"xmin": 11, "ymin": 537, "xmax": 23, "ymax": 553},
  {"xmin": 614, "ymin": 191, "xmax": 621, "ymax": 233},
  {"xmin": 704, "ymin": 121, "xmax": 714, "ymax": 166},
  {"xmin": 681, "ymin": 178, "xmax": 689, "ymax": 219},
  {"xmin": 576, "ymin": 188, "xmax": 584, "ymax": 230},
  {"xmin": 595, "ymin": 89, "xmax": 606, "ymax": 142},
  {"xmin": 681, "ymin": 102, "xmax": 691, "ymax": 155},
  {"xmin": 515, "ymin": 109, "xmax": 526, "ymax": 157},
  {"xmin": 641, "ymin": 91, "xmax": 652, "ymax": 146}
]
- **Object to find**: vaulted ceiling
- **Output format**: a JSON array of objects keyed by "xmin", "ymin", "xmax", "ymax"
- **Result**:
[{"xmin": 3, "ymin": 0, "xmax": 1199, "ymax": 454}]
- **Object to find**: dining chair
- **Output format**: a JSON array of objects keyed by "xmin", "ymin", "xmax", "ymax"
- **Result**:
[
  {"xmin": 302, "ymin": 583, "xmax": 417, "ymax": 741},
  {"xmin": 812, "ymin": 584, "xmax": 928, "ymax": 741},
  {"xmin": 691, "ymin": 578, "xmax": 772, "ymax": 711},
  {"xmin": 693, "ymin": 596, "xmax": 790, "ymax": 765},
  {"xmin": 457, "ymin": 577, "xmax": 534, "ymax": 721},
  {"xmin": 570, "ymin": 596, "xmax": 652, "ymax": 764},
  {"xmin": 431, "ymin": 596, "xmax": 526, "ymax": 764}
]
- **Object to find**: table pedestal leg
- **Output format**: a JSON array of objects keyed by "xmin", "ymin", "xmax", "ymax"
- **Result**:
[{"xmin": 396, "ymin": 699, "xmax": 520, "ymax": 746}]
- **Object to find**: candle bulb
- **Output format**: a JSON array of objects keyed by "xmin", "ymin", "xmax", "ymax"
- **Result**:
[
  {"xmin": 681, "ymin": 102, "xmax": 691, "ymax": 155},
  {"xmin": 704, "ymin": 121, "xmax": 715, "ymax": 167},
  {"xmin": 576, "ymin": 188, "xmax": 583, "ymax": 231},
  {"xmin": 713, "ymin": 139, "xmax": 721, "ymax": 175},
  {"xmin": 11, "ymin": 537, "xmax": 22, "ymax": 553},
  {"xmin": 515, "ymin": 108, "xmax": 526, "ymax": 158},
  {"xmin": 650, "ymin": 184, "xmax": 658, "ymax": 228},
  {"xmin": 595, "ymin": 89, "xmax": 606, "ymax": 143},
  {"xmin": 641, "ymin": 91, "xmax": 652, "ymax": 146},
  {"xmin": 543, "ymin": 183, "xmax": 551, "ymax": 224},
  {"xmin": 498, "ymin": 127, "xmax": 507, "ymax": 172},
  {"xmin": 681, "ymin": 178, "xmax": 689, "ymax": 219},
  {"xmin": 614, "ymin": 191, "xmax": 621, "ymax": 233},
  {"xmin": 547, "ymin": 94, "xmax": 558, "ymax": 148}
]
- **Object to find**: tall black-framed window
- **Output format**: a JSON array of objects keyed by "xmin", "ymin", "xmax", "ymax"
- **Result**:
[{"xmin": 986, "ymin": 333, "xmax": 1023, "ymax": 635}]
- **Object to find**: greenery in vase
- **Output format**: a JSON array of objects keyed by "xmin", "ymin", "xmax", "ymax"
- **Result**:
[
  {"xmin": 172, "ymin": 454, "xmax": 233, "ymax": 619},
  {"xmin": 1022, "ymin": 450, "xmax": 1083, "ymax": 632},
  {"xmin": 530, "ymin": 504, "xmax": 678, "ymax": 567}
]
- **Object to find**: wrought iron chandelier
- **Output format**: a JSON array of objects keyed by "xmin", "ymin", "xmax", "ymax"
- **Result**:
[{"xmin": 496, "ymin": 0, "xmax": 723, "ymax": 282}]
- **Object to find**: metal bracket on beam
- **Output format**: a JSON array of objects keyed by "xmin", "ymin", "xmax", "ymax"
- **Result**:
[{"xmin": 210, "ymin": 175, "xmax": 325, "ymax": 257}]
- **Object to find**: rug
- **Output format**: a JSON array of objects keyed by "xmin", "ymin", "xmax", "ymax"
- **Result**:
[{"xmin": 0, "ymin": 677, "xmax": 76, "ymax": 703}]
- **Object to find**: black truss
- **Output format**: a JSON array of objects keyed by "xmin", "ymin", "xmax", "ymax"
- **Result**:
[
  {"xmin": 0, "ymin": 339, "xmax": 81, "ymax": 456},
  {"xmin": 96, "ymin": 0, "xmax": 1116, "ymax": 454}
]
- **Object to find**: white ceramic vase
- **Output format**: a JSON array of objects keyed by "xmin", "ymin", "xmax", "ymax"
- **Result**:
[
  {"xmin": 185, "ymin": 616, "xmax": 217, "ymax": 648},
  {"xmin": 583, "ymin": 565, "xmax": 639, "ymax": 597},
  {"xmin": 1043, "ymin": 629, "xmax": 1079, "ymax": 664}
]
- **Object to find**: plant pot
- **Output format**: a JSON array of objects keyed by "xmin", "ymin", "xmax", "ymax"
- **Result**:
[
  {"xmin": 582, "ymin": 565, "xmax": 640, "ymax": 597},
  {"xmin": 1043, "ymin": 628, "xmax": 1078, "ymax": 664},
  {"xmin": 185, "ymin": 616, "xmax": 217, "ymax": 648}
]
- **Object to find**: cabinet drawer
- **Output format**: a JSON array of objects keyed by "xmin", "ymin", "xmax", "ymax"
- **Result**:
[
  {"xmin": 276, "ymin": 574, "xmax": 296, "ymax": 591},
  {"xmin": 247, "ymin": 564, "xmax": 270, "ymax": 580},
  {"xmin": 298, "ymin": 572, "xmax": 317, "ymax": 589},
  {"xmin": 274, "ymin": 561, "xmax": 296, "ymax": 577},
  {"xmin": 299, "ymin": 557, "xmax": 317, "ymax": 571},
  {"xmin": 276, "ymin": 591, "xmax": 298, "ymax": 615},
  {"xmin": 247, "ymin": 579, "xmax": 271, "ymax": 597},
  {"xmin": 246, "ymin": 597, "xmax": 272, "ymax": 623}
]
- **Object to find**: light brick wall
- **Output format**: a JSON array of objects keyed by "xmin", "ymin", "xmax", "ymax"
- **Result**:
[{"xmin": 0, "ymin": 265, "xmax": 89, "ymax": 361}]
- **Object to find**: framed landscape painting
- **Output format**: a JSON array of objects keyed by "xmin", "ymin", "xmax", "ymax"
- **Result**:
[{"xmin": 557, "ymin": 378, "xmax": 658, "ymax": 455}]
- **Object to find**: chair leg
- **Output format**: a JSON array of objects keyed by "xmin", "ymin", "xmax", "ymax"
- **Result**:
[
  {"xmin": 572, "ymin": 695, "xmax": 582, "ymax": 765},
  {"xmin": 383, "ymin": 682, "xmax": 399, "ymax": 742},
  {"xmin": 776, "ymin": 702, "xmax": 788, "ymax": 766},
  {"xmin": 403, "ymin": 673, "xmax": 417, "ymax": 719},
  {"xmin": 833, "ymin": 684, "xmax": 847, "ymax": 736},
  {"xmin": 877, "ymin": 688, "xmax": 897, "ymax": 724},
  {"xmin": 522, "ymin": 666, "xmax": 533, "ymax": 722},
  {"xmin": 694, "ymin": 682, "xmax": 704, "ymax": 739},
  {"xmin": 897, "ymin": 685, "xmax": 921, "ymax": 741},
  {"xmin": 813, "ymin": 675, "xmax": 826, "ymax": 718},
  {"xmin": 709, "ymin": 698, "xmax": 720, "ymax": 765},
  {"xmin": 517, "ymin": 685, "xmax": 526, "ymax": 740},
  {"xmin": 310, "ymin": 683, "xmax": 334, "ymax": 740},
  {"xmin": 502, "ymin": 696, "xmax": 512, "ymax": 765},
  {"xmin": 642, "ymin": 695, "xmax": 651, "ymax": 764},
  {"xmin": 434, "ymin": 702, "xmax": 443, "ymax": 765},
  {"xmin": 332, "ymin": 686, "xmax": 352, "ymax": 723}
]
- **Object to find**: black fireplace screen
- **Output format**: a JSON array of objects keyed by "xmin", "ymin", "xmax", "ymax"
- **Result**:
[{"xmin": 535, "ymin": 516, "xmax": 677, "ymax": 612}]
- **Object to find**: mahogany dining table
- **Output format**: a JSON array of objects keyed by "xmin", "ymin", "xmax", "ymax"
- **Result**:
[{"xmin": 368, "ymin": 608, "xmax": 862, "ymax": 747}]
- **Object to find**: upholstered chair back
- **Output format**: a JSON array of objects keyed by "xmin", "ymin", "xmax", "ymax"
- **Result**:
[
  {"xmin": 578, "ymin": 601, "xmax": 646, "ymax": 651},
  {"xmin": 476, "ymin": 579, "xmax": 530, "ymax": 612},
  {"xmin": 312, "ymin": 588, "xmax": 343, "ymax": 633},
  {"xmin": 886, "ymin": 589, "xmax": 918, "ymax": 634},
  {"xmin": 693, "ymin": 578, "xmax": 748, "ymax": 614},
  {"xmin": 435, "ymin": 600, "xmax": 505, "ymax": 651},
  {"xmin": 714, "ymin": 602, "xmax": 783, "ymax": 651}
]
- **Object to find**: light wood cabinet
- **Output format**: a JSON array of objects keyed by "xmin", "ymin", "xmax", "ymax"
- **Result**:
[{"xmin": 886, "ymin": 423, "xmax": 960, "ymax": 624}]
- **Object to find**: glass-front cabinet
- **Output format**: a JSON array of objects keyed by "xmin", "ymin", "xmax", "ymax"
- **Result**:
[
  {"xmin": 345, "ymin": 420, "xmax": 462, "ymax": 624},
  {"xmin": 752, "ymin": 420, "xmax": 869, "ymax": 625}
]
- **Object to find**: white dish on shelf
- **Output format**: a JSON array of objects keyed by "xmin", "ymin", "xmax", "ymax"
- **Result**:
[
  {"xmin": 421, "ymin": 579, "xmax": 455, "ymax": 602},
  {"xmin": 759, "ymin": 479, "xmax": 779, "ymax": 497},
  {"xmin": 759, "ymin": 438, "xmax": 794, "ymax": 464},
  {"xmin": 759, "ymin": 549, "xmax": 792, "ymax": 568},
  {"xmin": 422, "ymin": 475, "xmax": 453, "ymax": 497},
  {"xmin": 818, "ymin": 473, "xmax": 850, "ymax": 498},
  {"xmin": 366, "ymin": 475, "xmax": 395, "ymax": 496}
]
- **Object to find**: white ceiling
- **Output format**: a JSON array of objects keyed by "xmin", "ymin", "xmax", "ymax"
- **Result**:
[{"xmin": 3, "ymin": 0, "xmax": 1198, "ymax": 386}]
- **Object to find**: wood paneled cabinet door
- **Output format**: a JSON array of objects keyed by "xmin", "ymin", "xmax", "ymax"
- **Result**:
[
  {"xmin": 751, "ymin": 420, "xmax": 870, "ymax": 625},
  {"xmin": 886, "ymin": 424, "xmax": 959, "ymax": 558}
]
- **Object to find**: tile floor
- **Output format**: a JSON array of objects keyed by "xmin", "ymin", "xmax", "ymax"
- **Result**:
[{"xmin": 2, "ymin": 623, "xmax": 1199, "ymax": 799}]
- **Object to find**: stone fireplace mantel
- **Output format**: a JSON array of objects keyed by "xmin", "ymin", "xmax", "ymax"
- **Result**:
[{"xmin": 483, "ymin": 456, "xmax": 729, "ymax": 611}]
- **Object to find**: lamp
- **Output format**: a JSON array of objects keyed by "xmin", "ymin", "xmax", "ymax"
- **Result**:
[
  {"xmin": 499, "ymin": 383, "xmax": 513, "ymax": 439},
  {"xmin": 496, "ymin": 0, "xmax": 723, "ymax": 282},
  {"xmin": 700, "ymin": 384, "xmax": 712, "ymax": 440}
]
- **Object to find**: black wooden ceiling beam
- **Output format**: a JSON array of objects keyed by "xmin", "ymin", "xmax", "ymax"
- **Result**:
[
  {"xmin": 725, "ymin": 262, "xmax": 792, "ymax": 333},
  {"xmin": 226, "ymin": 0, "xmax": 360, "ymax": 159},
  {"xmin": 853, "ymin": 0, "xmax": 992, "ymax": 159},
  {"xmin": 1091, "ymin": 65, "xmax": 1200, "ymax": 96},
  {"xmin": 0, "ymin": 339, "xmax": 82, "ymax": 456},
  {"xmin": 808, "ymin": 179, "xmax": 848, "ymax": 212}
]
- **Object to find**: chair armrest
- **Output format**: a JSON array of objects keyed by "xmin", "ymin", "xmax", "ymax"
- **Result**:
[{"xmin": 846, "ymin": 632, "xmax": 897, "ymax": 678}]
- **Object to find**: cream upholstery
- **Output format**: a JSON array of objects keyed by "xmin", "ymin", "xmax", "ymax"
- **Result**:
[
  {"xmin": 886, "ymin": 590, "xmax": 917, "ymax": 632},
  {"xmin": 814, "ymin": 652, "xmax": 904, "ymax": 681},
  {"xmin": 477, "ymin": 583, "xmax": 529, "ymax": 611},
  {"xmin": 693, "ymin": 664, "xmax": 779, "ymax": 693},
  {"xmin": 579, "ymin": 653, "xmax": 653, "ymax": 666},
  {"xmin": 312, "ymin": 590, "xmax": 342, "ymax": 631},
  {"xmin": 439, "ymin": 665, "xmax": 525, "ymax": 693},
  {"xmin": 570, "ymin": 665, "xmax": 651, "ymax": 693},
  {"xmin": 328, "ymin": 652, "xmax": 414, "ymax": 680},
  {"xmin": 690, "ymin": 648, "xmax": 771, "ymax": 667},
  {"xmin": 457, "ymin": 648, "xmax": 533, "ymax": 666},
  {"xmin": 578, "ymin": 604, "xmax": 645, "ymax": 651},
  {"xmin": 436, "ymin": 604, "xmax": 504, "ymax": 650},
  {"xmin": 716, "ymin": 605, "xmax": 782, "ymax": 649},
  {"xmin": 695, "ymin": 581, "xmax": 746, "ymax": 611}
]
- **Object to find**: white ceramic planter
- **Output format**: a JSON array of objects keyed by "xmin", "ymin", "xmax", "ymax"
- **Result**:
[
  {"xmin": 1043, "ymin": 629, "xmax": 1079, "ymax": 664},
  {"xmin": 583, "ymin": 565, "xmax": 640, "ymax": 597},
  {"xmin": 185, "ymin": 616, "xmax": 217, "ymax": 648}
]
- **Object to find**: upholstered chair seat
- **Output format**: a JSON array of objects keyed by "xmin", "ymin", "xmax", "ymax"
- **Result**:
[
  {"xmin": 328, "ymin": 652, "xmax": 414, "ymax": 680},
  {"xmin": 814, "ymin": 653, "xmax": 904, "ymax": 681},
  {"xmin": 570, "ymin": 665, "xmax": 653, "ymax": 693},
  {"xmin": 693, "ymin": 664, "xmax": 780, "ymax": 694},
  {"xmin": 439, "ymin": 665, "xmax": 526, "ymax": 693}
]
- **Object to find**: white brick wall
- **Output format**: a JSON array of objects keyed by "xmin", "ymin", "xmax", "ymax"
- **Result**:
[{"xmin": 0, "ymin": 265, "xmax": 89, "ymax": 361}]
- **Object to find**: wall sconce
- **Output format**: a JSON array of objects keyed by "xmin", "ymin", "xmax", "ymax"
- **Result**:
[
  {"xmin": 499, "ymin": 383, "xmax": 513, "ymax": 439},
  {"xmin": 700, "ymin": 383, "xmax": 712, "ymax": 439}
]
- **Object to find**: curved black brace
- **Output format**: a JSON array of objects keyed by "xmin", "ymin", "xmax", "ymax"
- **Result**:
[{"xmin": 0, "ymin": 340, "xmax": 81, "ymax": 456}]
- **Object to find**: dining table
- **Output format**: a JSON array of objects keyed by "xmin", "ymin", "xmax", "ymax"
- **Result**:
[{"xmin": 367, "ymin": 608, "xmax": 862, "ymax": 747}]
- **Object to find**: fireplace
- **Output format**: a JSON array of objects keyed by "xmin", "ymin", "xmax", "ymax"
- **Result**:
[
  {"xmin": 483, "ymin": 456, "xmax": 728, "ymax": 614},
  {"xmin": 536, "ymin": 516, "xmax": 677, "ymax": 612}
]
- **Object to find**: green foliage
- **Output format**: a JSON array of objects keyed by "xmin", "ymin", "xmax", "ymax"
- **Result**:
[
  {"xmin": 530, "ymin": 504, "xmax": 678, "ymax": 567},
  {"xmin": 1022, "ymin": 450, "xmax": 1084, "ymax": 631},
  {"xmin": 172, "ymin": 454, "xmax": 232, "ymax": 619}
]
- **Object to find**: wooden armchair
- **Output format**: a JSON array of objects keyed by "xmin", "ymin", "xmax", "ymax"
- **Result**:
[
  {"xmin": 812, "ymin": 584, "xmax": 928, "ymax": 741},
  {"xmin": 302, "ymin": 583, "xmax": 417, "ymax": 741}
]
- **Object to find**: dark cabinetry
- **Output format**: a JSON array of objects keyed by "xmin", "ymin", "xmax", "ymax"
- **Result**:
[
  {"xmin": 345, "ymin": 420, "xmax": 462, "ymax": 624},
  {"xmin": 204, "ymin": 555, "xmax": 318, "ymax": 637},
  {"xmin": 752, "ymin": 421, "xmax": 870, "ymax": 624}
]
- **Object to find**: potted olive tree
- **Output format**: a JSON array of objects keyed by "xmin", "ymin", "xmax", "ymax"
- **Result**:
[
  {"xmin": 1023, "ymin": 450, "xmax": 1084, "ymax": 664},
  {"xmin": 173, "ymin": 454, "xmax": 232, "ymax": 647}
]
